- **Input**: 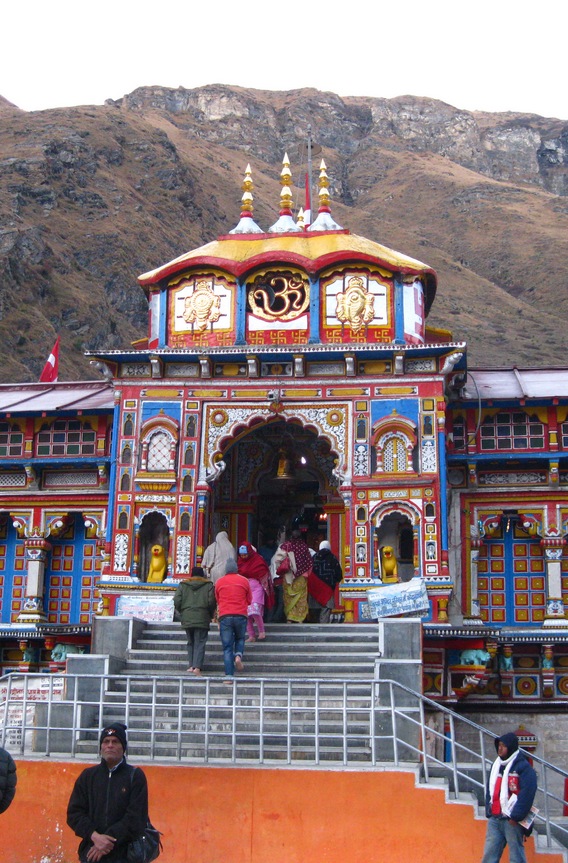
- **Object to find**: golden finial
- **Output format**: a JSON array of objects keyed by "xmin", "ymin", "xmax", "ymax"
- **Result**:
[
  {"xmin": 241, "ymin": 163, "xmax": 254, "ymax": 215},
  {"xmin": 279, "ymin": 152, "xmax": 293, "ymax": 215},
  {"xmin": 317, "ymin": 159, "xmax": 330, "ymax": 211},
  {"xmin": 297, "ymin": 207, "xmax": 305, "ymax": 229},
  {"xmin": 229, "ymin": 163, "xmax": 263, "ymax": 234},
  {"xmin": 308, "ymin": 159, "xmax": 342, "ymax": 231},
  {"xmin": 269, "ymin": 153, "xmax": 301, "ymax": 232}
]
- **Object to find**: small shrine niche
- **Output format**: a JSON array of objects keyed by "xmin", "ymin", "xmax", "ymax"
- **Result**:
[
  {"xmin": 138, "ymin": 511, "xmax": 170, "ymax": 583},
  {"xmin": 375, "ymin": 512, "xmax": 415, "ymax": 582}
]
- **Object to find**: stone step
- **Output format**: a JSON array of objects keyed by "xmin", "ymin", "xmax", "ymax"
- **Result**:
[
  {"xmin": 125, "ymin": 654, "xmax": 374, "ymax": 678},
  {"xmin": 133, "ymin": 639, "xmax": 377, "ymax": 655},
  {"xmin": 139, "ymin": 623, "xmax": 380, "ymax": 644},
  {"xmin": 105, "ymin": 685, "xmax": 371, "ymax": 704}
]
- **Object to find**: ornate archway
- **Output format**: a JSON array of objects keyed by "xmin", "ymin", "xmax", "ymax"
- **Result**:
[{"xmin": 201, "ymin": 409, "xmax": 346, "ymax": 552}]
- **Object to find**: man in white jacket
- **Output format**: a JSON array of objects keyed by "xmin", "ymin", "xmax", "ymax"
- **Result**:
[{"xmin": 481, "ymin": 732, "xmax": 537, "ymax": 863}]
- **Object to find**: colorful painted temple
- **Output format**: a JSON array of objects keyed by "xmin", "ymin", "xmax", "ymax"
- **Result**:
[{"xmin": 0, "ymin": 157, "xmax": 567, "ymax": 711}]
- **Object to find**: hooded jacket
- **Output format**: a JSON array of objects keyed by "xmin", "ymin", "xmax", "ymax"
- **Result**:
[
  {"xmin": 0, "ymin": 747, "xmax": 16, "ymax": 814},
  {"xmin": 484, "ymin": 732, "xmax": 537, "ymax": 822},
  {"xmin": 174, "ymin": 576, "xmax": 216, "ymax": 629}
]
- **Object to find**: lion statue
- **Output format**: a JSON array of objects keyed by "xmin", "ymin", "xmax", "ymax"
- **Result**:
[
  {"xmin": 380, "ymin": 546, "xmax": 400, "ymax": 583},
  {"xmin": 147, "ymin": 544, "xmax": 168, "ymax": 583}
]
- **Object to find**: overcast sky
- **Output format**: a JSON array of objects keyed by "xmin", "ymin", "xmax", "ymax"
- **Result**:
[{"xmin": 2, "ymin": 1, "xmax": 566, "ymax": 120}]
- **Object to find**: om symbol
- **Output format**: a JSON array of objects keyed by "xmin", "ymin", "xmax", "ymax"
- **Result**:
[{"xmin": 248, "ymin": 271, "xmax": 310, "ymax": 321}]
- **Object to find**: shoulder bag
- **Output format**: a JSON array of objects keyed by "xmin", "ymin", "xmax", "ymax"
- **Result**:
[
  {"xmin": 127, "ymin": 822, "xmax": 162, "ymax": 863},
  {"xmin": 127, "ymin": 767, "xmax": 162, "ymax": 863}
]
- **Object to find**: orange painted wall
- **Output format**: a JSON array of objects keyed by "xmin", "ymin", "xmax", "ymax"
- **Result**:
[{"xmin": 2, "ymin": 760, "xmax": 563, "ymax": 863}]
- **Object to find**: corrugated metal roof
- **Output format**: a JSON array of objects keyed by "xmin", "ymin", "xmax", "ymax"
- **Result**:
[
  {"xmin": 0, "ymin": 382, "xmax": 114, "ymax": 413},
  {"xmin": 464, "ymin": 369, "xmax": 568, "ymax": 401}
]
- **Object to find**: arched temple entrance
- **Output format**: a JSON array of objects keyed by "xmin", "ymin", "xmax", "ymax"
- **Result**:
[{"xmin": 205, "ymin": 419, "xmax": 343, "ymax": 553}]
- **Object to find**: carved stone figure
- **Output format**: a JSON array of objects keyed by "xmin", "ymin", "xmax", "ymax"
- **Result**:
[
  {"xmin": 380, "ymin": 546, "xmax": 399, "ymax": 583},
  {"xmin": 336, "ymin": 276, "xmax": 375, "ymax": 333},
  {"xmin": 51, "ymin": 643, "xmax": 85, "ymax": 661},
  {"xmin": 183, "ymin": 280, "xmax": 221, "ymax": 332},
  {"xmin": 147, "ymin": 544, "xmax": 168, "ymax": 583},
  {"xmin": 460, "ymin": 648, "xmax": 490, "ymax": 666},
  {"xmin": 499, "ymin": 653, "xmax": 514, "ymax": 672}
]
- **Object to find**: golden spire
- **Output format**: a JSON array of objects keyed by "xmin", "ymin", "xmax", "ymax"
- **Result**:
[
  {"xmin": 269, "ymin": 153, "xmax": 301, "ymax": 232},
  {"xmin": 229, "ymin": 163, "xmax": 263, "ymax": 234},
  {"xmin": 241, "ymin": 163, "xmax": 254, "ymax": 215},
  {"xmin": 280, "ymin": 152, "xmax": 293, "ymax": 214},
  {"xmin": 308, "ymin": 158, "xmax": 342, "ymax": 231},
  {"xmin": 296, "ymin": 207, "xmax": 305, "ymax": 229}
]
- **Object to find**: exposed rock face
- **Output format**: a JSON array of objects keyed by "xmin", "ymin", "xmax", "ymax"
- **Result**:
[
  {"xmin": 118, "ymin": 87, "xmax": 568, "ymax": 195},
  {"xmin": 0, "ymin": 84, "xmax": 567, "ymax": 381}
]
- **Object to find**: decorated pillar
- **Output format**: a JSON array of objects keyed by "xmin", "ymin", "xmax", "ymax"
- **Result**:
[
  {"xmin": 195, "ymin": 486, "xmax": 211, "ymax": 564},
  {"xmin": 541, "ymin": 530, "xmax": 568, "ymax": 627},
  {"xmin": 498, "ymin": 643, "xmax": 515, "ymax": 698},
  {"xmin": 464, "ymin": 516, "xmax": 498, "ymax": 625},
  {"xmin": 340, "ymin": 488, "xmax": 352, "ymax": 579},
  {"xmin": 17, "ymin": 536, "xmax": 52, "ymax": 623},
  {"xmin": 541, "ymin": 644, "xmax": 556, "ymax": 698}
]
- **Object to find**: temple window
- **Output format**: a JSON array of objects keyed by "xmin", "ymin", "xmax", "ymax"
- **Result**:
[
  {"xmin": 118, "ymin": 512, "xmax": 128, "ymax": 529},
  {"xmin": 372, "ymin": 413, "xmax": 417, "ymax": 474},
  {"xmin": 123, "ymin": 414, "xmax": 134, "ymax": 436},
  {"xmin": 36, "ymin": 419, "xmax": 96, "ymax": 457},
  {"xmin": 147, "ymin": 431, "xmax": 172, "ymax": 471},
  {"xmin": 180, "ymin": 512, "xmax": 190, "ymax": 531},
  {"xmin": 182, "ymin": 474, "xmax": 193, "ymax": 493},
  {"xmin": 451, "ymin": 416, "xmax": 467, "ymax": 451},
  {"xmin": 120, "ymin": 473, "xmax": 131, "ymax": 491},
  {"xmin": 121, "ymin": 444, "xmax": 132, "ymax": 464},
  {"xmin": 356, "ymin": 417, "xmax": 367, "ymax": 441},
  {"xmin": 383, "ymin": 436, "xmax": 408, "ymax": 472},
  {"xmin": 186, "ymin": 416, "xmax": 197, "ymax": 438},
  {"xmin": 137, "ymin": 413, "xmax": 179, "ymax": 484},
  {"xmin": 561, "ymin": 420, "xmax": 568, "ymax": 449},
  {"xmin": 480, "ymin": 411, "xmax": 545, "ymax": 452},
  {"xmin": 0, "ymin": 422, "xmax": 24, "ymax": 457},
  {"xmin": 184, "ymin": 444, "xmax": 195, "ymax": 465}
]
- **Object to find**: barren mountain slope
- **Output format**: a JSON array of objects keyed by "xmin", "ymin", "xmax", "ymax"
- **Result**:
[{"xmin": 0, "ymin": 84, "xmax": 566, "ymax": 381}]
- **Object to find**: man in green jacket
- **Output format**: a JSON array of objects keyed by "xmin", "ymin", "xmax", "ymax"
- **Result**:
[{"xmin": 174, "ymin": 566, "xmax": 216, "ymax": 676}]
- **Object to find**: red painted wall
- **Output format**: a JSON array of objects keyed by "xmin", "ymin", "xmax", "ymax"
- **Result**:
[{"xmin": 3, "ymin": 761, "xmax": 562, "ymax": 863}]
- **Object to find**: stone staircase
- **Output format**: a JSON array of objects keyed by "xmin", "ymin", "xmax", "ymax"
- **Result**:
[
  {"xmin": 76, "ymin": 622, "xmax": 383, "ymax": 763},
  {"xmin": 125, "ymin": 621, "xmax": 380, "ymax": 678}
]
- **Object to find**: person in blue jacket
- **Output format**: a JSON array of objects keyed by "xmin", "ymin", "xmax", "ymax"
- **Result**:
[{"xmin": 481, "ymin": 731, "xmax": 537, "ymax": 863}]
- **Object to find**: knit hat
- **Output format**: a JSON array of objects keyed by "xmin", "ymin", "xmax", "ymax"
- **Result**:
[
  {"xmin": 319, "ymin": 540, "xmax": 331, "ymax": 551},
  {"xmin": 225, "ymin": 558, "xmax": 239, "ymax": 574},
  {"xmin": 100, "ymin": 722, "xmax": 128, "ymax": 752}
]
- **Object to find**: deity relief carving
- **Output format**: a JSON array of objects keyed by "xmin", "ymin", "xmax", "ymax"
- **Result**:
[
  {"xmin": 248, "ymin": 271, "xmax": 309, "ymax": 321},
  {"xmin": 183, "ymin": 280, "xmax": 221, "ymax": 332},
  {"xmin": 336, "ymin": 276, "xmax": 375, "ymax": 333}
]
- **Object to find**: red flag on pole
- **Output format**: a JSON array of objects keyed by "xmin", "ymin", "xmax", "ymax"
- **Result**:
[{"xmin": 39, "ymin": 336, "xmax": 60, "ymax": 383}]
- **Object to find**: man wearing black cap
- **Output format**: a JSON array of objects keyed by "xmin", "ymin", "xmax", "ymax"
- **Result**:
[
  {"xmin": 481, "ymin": 731, "xmax": 537, "ymax": 863},
  {"xmin": 67, "ymin": 723, "xmax": 149, "ymax": 862}
]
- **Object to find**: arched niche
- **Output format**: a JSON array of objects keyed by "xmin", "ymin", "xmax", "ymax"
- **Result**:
[
  {"xmin": 138, "ymin": 511, "xmax": 170, "ymax": 582},
  {"xmin": 372, "ymin": 502, "xmax": 420, "ymax": 583}
]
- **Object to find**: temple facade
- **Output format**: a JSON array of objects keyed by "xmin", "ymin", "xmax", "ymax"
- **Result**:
[{"xmin": 0, "ymin": 158, "xmax": 567, "ymax": 710}]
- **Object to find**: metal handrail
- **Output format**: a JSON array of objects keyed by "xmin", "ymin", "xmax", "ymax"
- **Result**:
[{"xmin": 1, "ymin": 671, "xmax": 567, "ymax": 852}]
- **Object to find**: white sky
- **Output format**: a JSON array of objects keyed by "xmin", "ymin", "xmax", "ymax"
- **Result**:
[{"xmin": 2, "ymin": 1, "xmax": 566, "ymax": 120}]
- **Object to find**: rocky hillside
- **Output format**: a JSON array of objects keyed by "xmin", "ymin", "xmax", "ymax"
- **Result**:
[{"xmin": 0, "ymin": 84, "xmax": 567, "ymax": 381}]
